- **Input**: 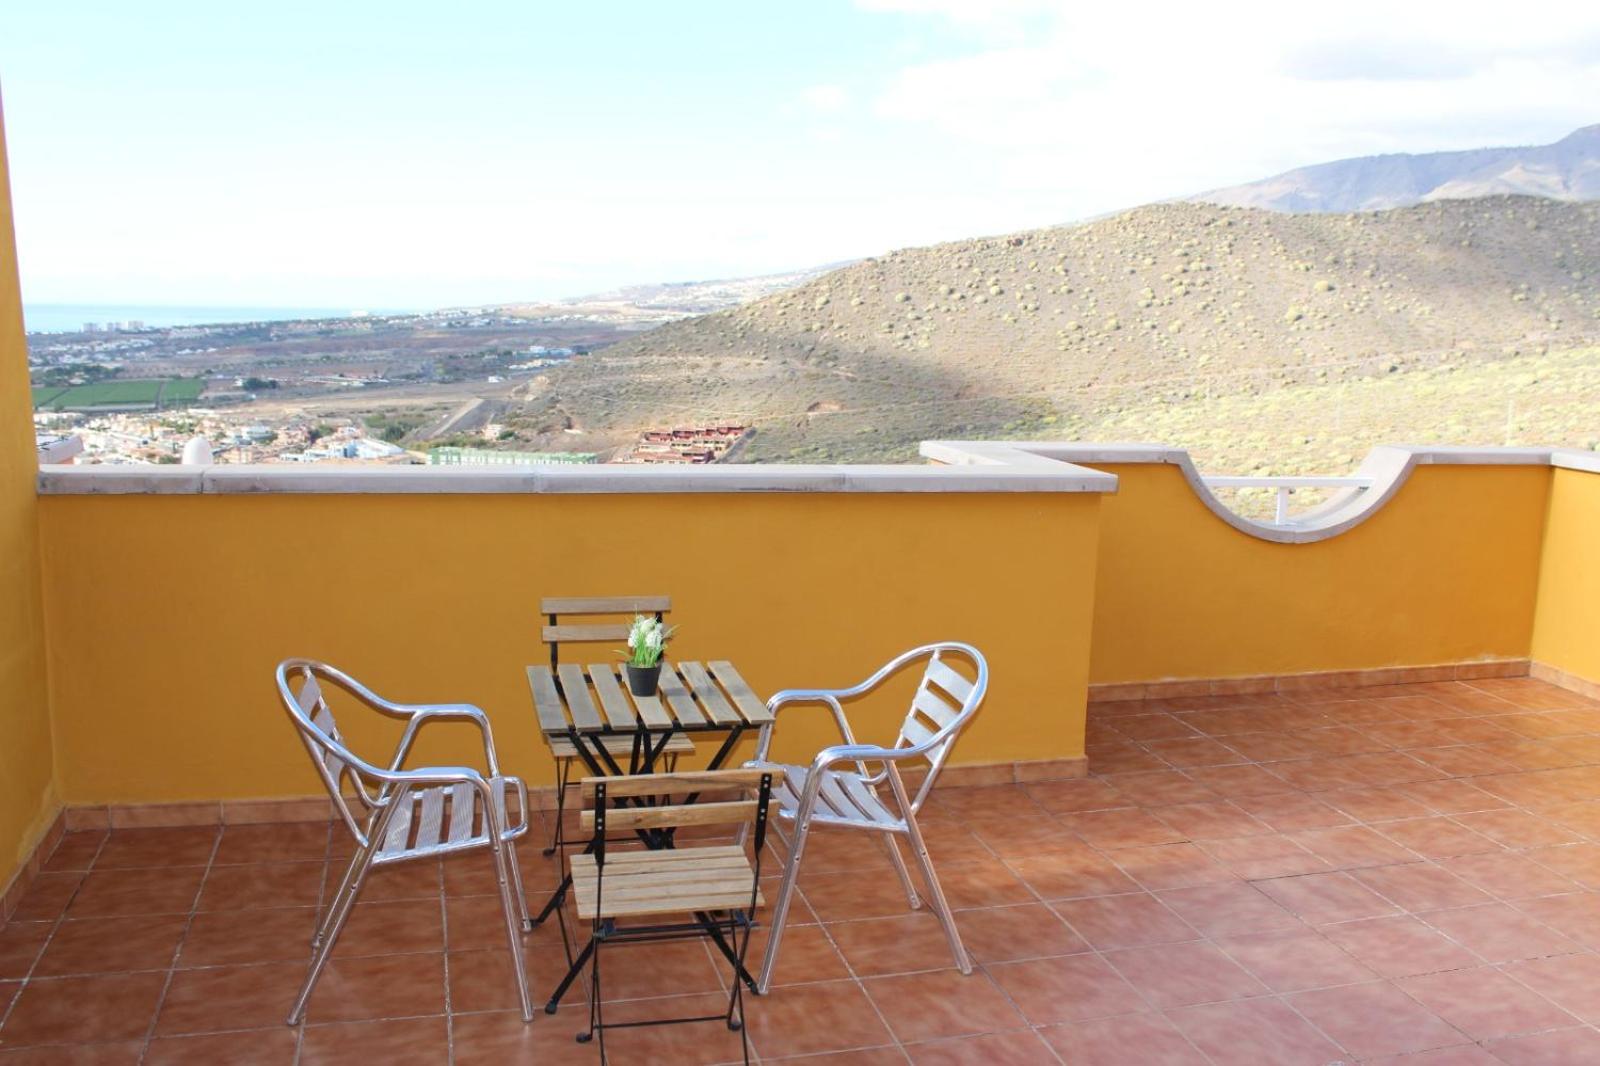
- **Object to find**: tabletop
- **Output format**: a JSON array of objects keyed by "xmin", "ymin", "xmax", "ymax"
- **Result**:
[{"xmin": 525, "ymin": 659, "xmax": 774, "ymax": 736}]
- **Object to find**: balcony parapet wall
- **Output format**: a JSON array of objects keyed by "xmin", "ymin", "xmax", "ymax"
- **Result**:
[{"xmin": 924, "ymin": 441, "xmax": 1600, "ymax": 543}]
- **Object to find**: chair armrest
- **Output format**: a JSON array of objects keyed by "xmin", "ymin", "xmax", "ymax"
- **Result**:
[
  {"xmin": 387, "ymin": 704, "xmax": 502, "ymax": 777},
  {"xmin": 758, "ymin": 645, "xmax": 954, "ymax": 761},
  {"xmin": 812, "ymin": 742, "xmax": 926, "ymax": 771},
  {"xmin": 756, "ymin": 691, "xmax": 857, "ymax": 761}
]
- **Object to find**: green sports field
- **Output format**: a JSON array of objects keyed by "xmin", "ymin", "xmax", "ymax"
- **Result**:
[{"xmin": 32, "ymin": 378, "xmax": 205, "ymax": 410}]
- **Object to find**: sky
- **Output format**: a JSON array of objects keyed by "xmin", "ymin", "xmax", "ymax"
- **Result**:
[{"xmin": 2, "ymin": 0, "xmax": 1598, "ymax": 311}]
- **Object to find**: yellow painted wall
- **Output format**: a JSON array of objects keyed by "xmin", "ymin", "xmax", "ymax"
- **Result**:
[
  {"xmin": 38, "ymin": 491, "xmax": 1102, "ymax": 802},
  {"xmin": 1530, "ymin": 466, "xmax": 1600, "ymax": 680},
  {"xmin": 0, "ymin": 101, "xmax": 60, "ymax": 884},
  {"xmin": 1087, "ymin": 462, "xmax": 1550, "ymax": 684}
]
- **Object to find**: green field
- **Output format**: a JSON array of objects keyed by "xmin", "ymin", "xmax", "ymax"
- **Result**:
[
  {"xmin": 32, "ymin": 378, "xmax": 205, "ymax": 411},
  {"xmin": 159, "ymin": 378, "xmax": 203, "ymax": 404}
]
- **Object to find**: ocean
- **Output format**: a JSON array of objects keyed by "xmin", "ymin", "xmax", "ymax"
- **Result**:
[{"xmin": 22, "ymin": 304, "xmax": 407, "ymax": 334}]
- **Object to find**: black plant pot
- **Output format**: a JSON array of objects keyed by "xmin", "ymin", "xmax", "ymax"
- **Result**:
[{"xmin": 625, "ymin": 663, "xmax": 662, "ymax": 697}]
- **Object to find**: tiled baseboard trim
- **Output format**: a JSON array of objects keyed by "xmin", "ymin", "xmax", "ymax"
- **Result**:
[
  {"xmin": 1087, "ymin": 658, "xmax": 1531, "ymax": 703},
  {"xmin": 1, "ymin": 808, "xmax": 65, "ymax": 924},
  {"xmin": 53, "ymin": 755, "xmax": 1092, "ymax": 833},
  {"xmin": 1530, "ymin": 661, "xmax": 1600, "ymax": 702}
]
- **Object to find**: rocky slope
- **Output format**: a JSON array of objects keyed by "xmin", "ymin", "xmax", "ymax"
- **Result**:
[{"xmin": 511, "ymin": 196, "xmax": 1599, "ymax": 463}]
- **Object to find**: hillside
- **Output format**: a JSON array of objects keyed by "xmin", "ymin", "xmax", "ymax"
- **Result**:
[
  {"xmin": 1196, "ymin": 125, "xmax": 1600, "ymax": 213},
  {"xmin": 507, "ymin": 196, "xmax": 1600, "ymax": 465}
]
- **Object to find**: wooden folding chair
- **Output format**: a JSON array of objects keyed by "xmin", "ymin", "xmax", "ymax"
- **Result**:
[{"xmin": 567, "ymin": 769, "xmax": 782, "ymax": 1064}]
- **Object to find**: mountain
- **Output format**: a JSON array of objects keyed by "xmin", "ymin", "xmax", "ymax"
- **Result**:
[
  {"xmin": 506, "ymin": 196, "xmax": 1600, "ymax": 465},
  {"xmin": 1196, "ymin": 125, "xmax": 1600, "ymax": 213}
]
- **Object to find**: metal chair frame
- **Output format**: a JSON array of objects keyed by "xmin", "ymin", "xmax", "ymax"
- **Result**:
[
  {"xmin": 539, "ymin": 596, "xmax": 687, "ymax": 861},
  {"xmin": 572, "ymin": 770, "xmax": 777, "ymax": 1065},
  {"xmin": 275, "ymin": 659, "xmax": 536, "ymax": 1023},
  {"xmin": 743, "ymin": 641, "xmax": 989, "ymax": 992}
]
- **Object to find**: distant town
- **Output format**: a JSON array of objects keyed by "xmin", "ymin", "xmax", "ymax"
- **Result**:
[{"xmin": 28, "ymin": 306, "xmax": 754, "ymax": 468}]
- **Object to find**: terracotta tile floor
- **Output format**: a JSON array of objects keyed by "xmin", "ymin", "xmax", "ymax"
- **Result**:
[{"xmin": 10, "ymin": 677, "xmax": 1600, "ymax": 1062}]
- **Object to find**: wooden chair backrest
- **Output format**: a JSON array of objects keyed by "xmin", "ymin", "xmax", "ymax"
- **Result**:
[
  {"xmin": 577, "ymin": 769, "xmax": 784, "ymax": 834},
  {"xmin": 539, "ymin": 595, "xmax": 672, "ymax": 665}
]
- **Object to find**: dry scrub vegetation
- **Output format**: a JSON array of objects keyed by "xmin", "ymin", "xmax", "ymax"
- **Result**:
[{"xmin": 511, "ymin": 196, "xmax": 1599, "ymax": 472}]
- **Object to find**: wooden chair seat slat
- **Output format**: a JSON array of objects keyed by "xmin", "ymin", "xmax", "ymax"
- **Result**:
[{"xmin": 571, "ymin": 847, "xmax": 761, "ymax": 920}]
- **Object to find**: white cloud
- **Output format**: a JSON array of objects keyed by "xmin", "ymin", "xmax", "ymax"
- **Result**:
[{"xmin": 861, "ymin": 0, "xmax": 1600, "ymax": 208}]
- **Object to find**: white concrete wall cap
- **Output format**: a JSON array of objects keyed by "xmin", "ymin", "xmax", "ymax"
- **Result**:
[
  {"xmin": 37, "ymin": 449, "xmax": 1116, "ymax": 497},
  {"xmin": 921, "ymin": 441, "xmax": 1600, "ymax": 543}
]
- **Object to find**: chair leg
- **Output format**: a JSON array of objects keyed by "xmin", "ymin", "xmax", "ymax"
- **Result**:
[
  {"xmin": 491, "ymin": 841, "xmax": 535, "ymax": 1022},
  {"xmin": 544, "ymin": 757, "xmax": 570, "ymax": 857},
  {"xmin": 725, "ymin": 913, "xmax": 754, "ymax": 1066},
  {"xmin": 902, "ymin": 816, "xmax": 971, "ymax": 975},
  {"xmin": 577, "ymin": 931, "xmax": 605, "ymax": 1060},
  {"xmin": 884, "ymin": 834, "xmax": 922, "ymax": 911},
  {"xmin": 756, "ymin": 817, "xmax": 812, "ymax": 994},
  {"xmin": 289, "ymin": 845, "xmax": 374, "ymax": 1024},
  {"xmin": 505, "ymin": 838, "xmax": 532, "ymax": 930},
  {"xmin": 312, "ymin": 843, "xmax": 367, "ymax": 947}
]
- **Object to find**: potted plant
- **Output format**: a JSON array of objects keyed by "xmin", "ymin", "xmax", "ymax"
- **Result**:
[{"xmin": 622, "ymin": 614, "xmax": 674, "ymax": 696}]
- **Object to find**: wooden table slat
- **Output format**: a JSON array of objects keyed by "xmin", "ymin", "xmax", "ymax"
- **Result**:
[
  {"xmin": 658, "ymin": 662, "xmax": 707, "ymax": 727},
  {"xmin": 708, "ymin": 661, "xmax": 773, "ymax": 725},
  {"xmin": 587, "ymin": 663, "xmax": 640, "ymax": 729},
  {"xmin": 556, "ymin": 663, "xmax": 605, "ymax": 731},
  {"xmin": 625, "ymin": 684, "xmax": 675, "ymax": 730},
  {"xmin": 678, "ymin": 661, "xmax": 740, "ymax": 726},
  {"xmin": 526, "ymin": 666, "xmax": 569, "ymax": 734}
]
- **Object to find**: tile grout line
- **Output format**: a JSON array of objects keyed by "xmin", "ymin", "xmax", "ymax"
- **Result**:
[
  {"xmin": 133, "ymin": 825, "xmax": 224, "ymax": 1064},
  {"xmin": 288, "ymin": 818, "xmax": 336, "ymax": 1065},
  {"xmin": 0, "ymin": 829, "xmax": 111, "ymax": 1036}
]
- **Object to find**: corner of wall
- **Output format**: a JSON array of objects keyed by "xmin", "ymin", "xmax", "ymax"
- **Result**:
[{"xmin": 0, "ymin": 91, "xmax": 63, "ymax": 889}]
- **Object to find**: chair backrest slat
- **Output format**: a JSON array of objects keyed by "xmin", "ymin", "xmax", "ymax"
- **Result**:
[
  {"xmin": 901, "ymin": 715, "xmax": 937, "ymax": 748},
  {"xmin": 541, "ymin": 623, "xmax": 632, "ymax": 644},
  {"xmin": 541, "ymin": 595, "xmax": 672, "ymax": 669},
  {"xmin": 577, "ymin": 769, "xmax": 785, "ymax": 833},
  {"xmin": 579, "ymin": 768, "xmax": 781, "ymax": 799},
  {"xmin": 580, "ymin": 799, "xmax": 758, "ymax": 832},
  {"xmin": 912, "ymin": 687, "xmax": 960, "ymax": 729},
  {"xmin": 276, "ymin": 659, "xmax": 406, "ymax": 848},
  {"xmin": 888, "ymin": 645, "xmax": 989, "ymax": 812},
  {"xmin": 541, "ymin": 595, "xmax": 670, "ymax": 615},
  {"xmin": 924, "ymin": 658, "xmax": 975, "ymax": 703}
]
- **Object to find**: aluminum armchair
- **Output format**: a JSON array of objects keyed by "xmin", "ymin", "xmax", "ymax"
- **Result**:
[
  {"xmin": 275, "ymin": 659, "xmax": 536, "ymax": 1023},
  {"xmin": 743, "ymin": 642, "xmax": 988, "ymax": 992}
]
